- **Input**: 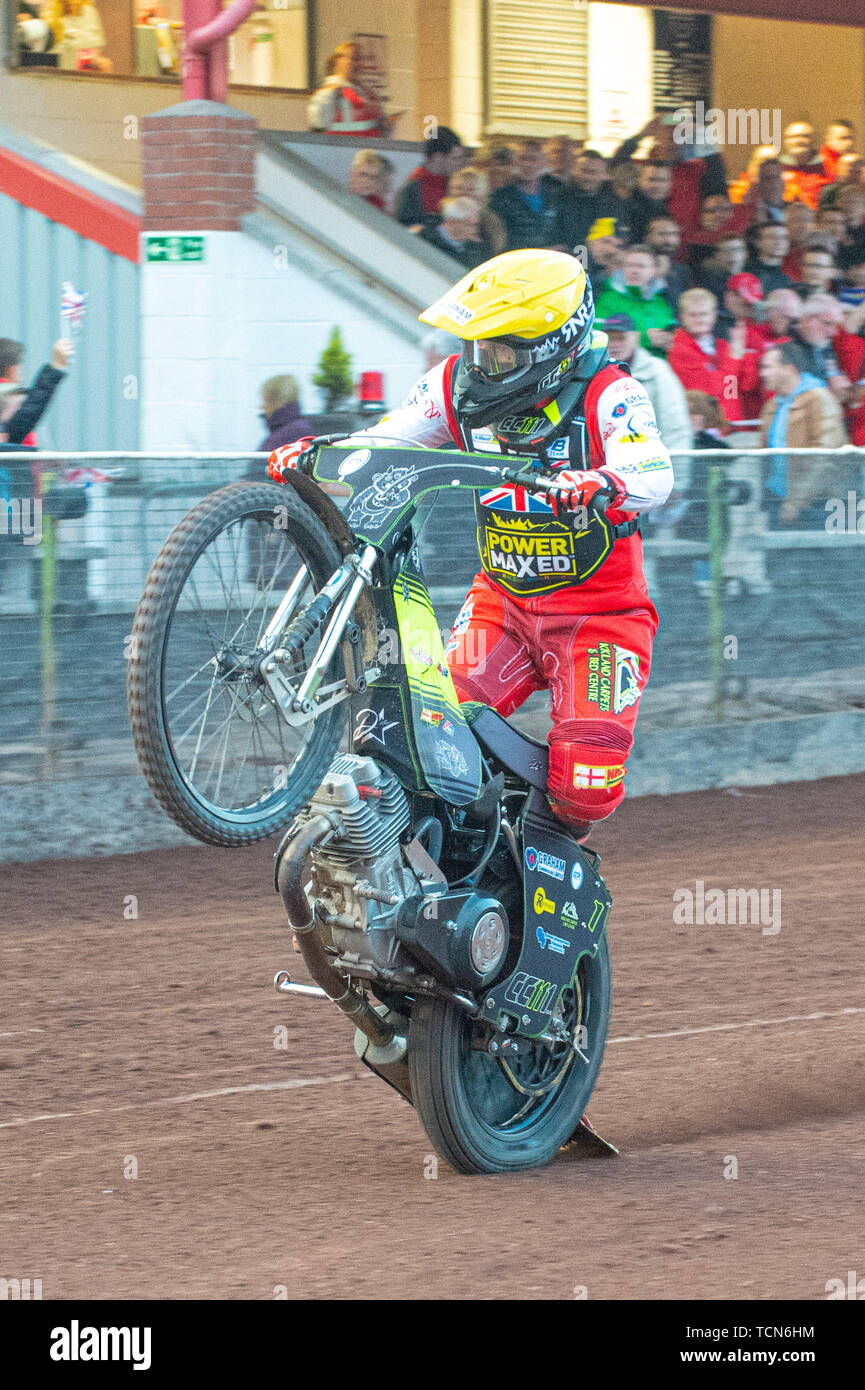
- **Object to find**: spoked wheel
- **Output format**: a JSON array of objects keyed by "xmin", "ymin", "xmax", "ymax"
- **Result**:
[
  {"xmin": 409, "ymin": 940, "xmax": 611, "ymax": 1174},
  {"xmin": 127, "ymin": 482, "xmax": 348, "ymax": 845}
]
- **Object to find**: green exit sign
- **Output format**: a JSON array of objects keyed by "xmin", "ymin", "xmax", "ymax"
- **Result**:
[{"xmin": 146, "ymin": 235, "xmax": 206, "ymax": 263}]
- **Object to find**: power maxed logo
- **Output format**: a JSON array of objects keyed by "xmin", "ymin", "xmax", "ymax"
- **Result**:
[{"xmin": 524, "ymin": 846, "xmax": 566, "ymax": 880}]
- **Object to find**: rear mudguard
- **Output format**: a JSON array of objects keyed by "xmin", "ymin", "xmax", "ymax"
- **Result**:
[{"xmin": 483, "ymin": 789, "xmax": 611, "ymax": 1040}]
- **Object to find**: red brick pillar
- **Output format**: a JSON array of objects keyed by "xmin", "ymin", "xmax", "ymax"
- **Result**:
[{"xmin": 141, "ymin": 100, "xmax": 256, "ymax": 231}]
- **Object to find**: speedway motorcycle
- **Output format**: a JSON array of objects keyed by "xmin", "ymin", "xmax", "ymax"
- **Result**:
[{"xmin": 128, "ymin": 441, "xmax": 616, "ymax": 1174}]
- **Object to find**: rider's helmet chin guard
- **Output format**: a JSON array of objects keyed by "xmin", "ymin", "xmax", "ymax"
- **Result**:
[{"xmin": 419, "ymin": 249, "xmax": 598, "ymax": 443}]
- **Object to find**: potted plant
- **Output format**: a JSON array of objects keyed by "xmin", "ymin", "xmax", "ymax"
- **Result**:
[{"xmin": 312, "ymin": 327, "xmax": 354, "ymax": 412}]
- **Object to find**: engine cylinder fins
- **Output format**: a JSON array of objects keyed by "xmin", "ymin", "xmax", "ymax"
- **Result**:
[{"xmin": 306, "ymin": 754, "xmax": 410, "ymax": 862}]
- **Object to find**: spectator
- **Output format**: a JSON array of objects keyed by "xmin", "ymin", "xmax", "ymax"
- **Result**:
[
  {"xmin": 758, "ymin": 341, "xmax": 847, "ymax": 528},
  {"xmin": 835, "ymin": 185, "xmax": 865, "ymax": 235},
  {"xmin": 308, "ymin": 41, "xmax": 395, "ymax": 137},
  {"xmin": 396, "ymin": 127, "xmax": 466, "ymax": 230},
  {"xmin": 541, "ymin": 135, "xmax": 578, "ymax": 193},
  {"xmin": 420, "ymin": 197, "xmax": 490, "ymax": 268},
  {"xmin": 0, "ymin": 339, "xmax": 70, "ymax": 445},
  {"xmin": 595, "ymin": 244, "xmax": 675, "ymax": 357},
  {"xmin": 695, "ymin": 233, "xmax": 748, "ymax": 301},
  {"xmin": 555, "ymin": 149, "xmax": 624, "ymax": 252},
  {"xmin": 668, "ymin": 288, "xmax": 758, "ymax": 423},
  {"xmin": 717, "ymin": 273, "xmax": 766, "ymax": 418},
  {"xmin": 585, "ymin": 216, "xmax": 623, "ymax": 294},
  {"xmin": 348, "ymin": 150, "xmax": 395, "ymax": 211},
  {"xmin": 612, "ymin": 111, "xmax": 729, "ymax": 239},
  {"xmin": 729, "ymin": 145, "xmax": 782, "ymax": 206},
  {"xmin": 489, "ymin": 137, "xmax": 562, "ymax": 250},
  {"xmin": 795, "ymin": 246, "xmax": 839, "ymax": 298},
  {"xmin": 628, "ymin": 160, "xmax": 674, "ymax": 241},
  {"xmin": 819, "ymin": 155, "xmax": 865, "ymax": 208},
  {"xmin": 601, "ymin": 313, "xmax": 692, "ymax": 453},
  {"xmin": 646, "ymin": 216, "xmax": 689, "ymax": 307},
  {"xmin": 790, "ymin": 294, "xmax": 855, "ymax": 399},
  {"xmin": 250, "ymin": 375, "xmax": 312, "ymax": 481},
  {"xmin": 761, "ymin": 287, "xmax": 803, "ymax": 347},
  {"xmin": 821, "ymin": 120, "xmax": 857, "ymax": 182},
  {"xmin": 781, "ymin": 202, "xmax": 816, "ymax": 279},
  {"xmin": 474, "ymin": 143, "xmax": 517, "ymax": 196},
  {"xmin": 683, "ymin": 191, "xmax": 753, "ymax": 269},
  {"xmin": 609, "ymin": 158, "xmax": 640, "ymax": 204},
  {"xmin": 54, "ymin": 1, "xmax": 112, "ymax": 72},
  {"xmin": 447, "ymin": 167, "xmax": 507, "ymax": 254},
  {"xmin": 744, "ymin": 223, "xmax": 795, "ymax": 295},
  {"xmin": 814, "ymin": 206, "xmax": 847, "ymax": 254},
  {"xmin": 836, "ymin": 239, "xmax": 865, "ymax": 311},
  {"xmin": 779, "ymin": 121, "xmax": 831, "ymax": 209},
  {"xmin": 739, "ymin": 156, "xmax": 789, "ymax": 227}
]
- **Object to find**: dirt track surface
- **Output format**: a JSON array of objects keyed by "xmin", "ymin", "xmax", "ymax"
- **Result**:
[{"xmin": 2, "ymin": 774, "xmax": 864, "ymax": 1301}]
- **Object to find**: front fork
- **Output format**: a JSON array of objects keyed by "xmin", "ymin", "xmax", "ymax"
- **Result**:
[{"xmin": 256, "ymin": 545, "xmax": 379, "ymax": 726}]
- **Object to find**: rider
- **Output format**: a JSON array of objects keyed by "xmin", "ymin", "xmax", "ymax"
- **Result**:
[{"xmin": 268, "ymin": 249, "xmax": 673, "ymax": 833}]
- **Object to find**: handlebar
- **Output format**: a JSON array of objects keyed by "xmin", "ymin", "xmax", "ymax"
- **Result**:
[{"xmin": 499, "ymin": 463, "xmax": 613, "ymax": 518}]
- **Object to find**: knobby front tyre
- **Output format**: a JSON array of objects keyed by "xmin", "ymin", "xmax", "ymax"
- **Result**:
[{"xmin": 127, "ymin": 481, "xmax": 347, "ymax": 846}]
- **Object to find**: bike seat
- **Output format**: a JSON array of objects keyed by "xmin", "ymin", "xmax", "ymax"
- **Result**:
[{"xmin": 462, "ymin": 703, "xmax": 549, "ymax": 792}]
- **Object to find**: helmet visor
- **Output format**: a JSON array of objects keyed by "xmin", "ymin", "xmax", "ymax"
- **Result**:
[{"xmin": 465, "ymin": 338, "xmax": 534, "ymax": 381}]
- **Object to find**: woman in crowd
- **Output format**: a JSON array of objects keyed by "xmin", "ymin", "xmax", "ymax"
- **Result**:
[
  {"xmin": 446, "ymin": 166, "xmax": 507, "ymax": 254},
  {"xmin": 308, "ymin": 41, "xmax": 396, "ymax": 138},
  {"xmin": 668, "ymin": 287, "xmax": 758, "ymax": 423}
]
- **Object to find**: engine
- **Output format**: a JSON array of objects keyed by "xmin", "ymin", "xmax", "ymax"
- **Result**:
[{"xmin": 303, "ymin": 753, "xmax": 418, "ymax": 974}]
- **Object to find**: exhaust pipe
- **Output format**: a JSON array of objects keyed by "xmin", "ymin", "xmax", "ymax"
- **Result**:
[{"xmin": 275, "ymin": 816, "xmax": 397, "ymax": 1050}]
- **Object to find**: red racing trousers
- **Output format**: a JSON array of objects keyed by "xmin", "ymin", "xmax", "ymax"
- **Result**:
[{"xmin": 445, "ymin": 573, "xmax": 657, "ymax": 827}]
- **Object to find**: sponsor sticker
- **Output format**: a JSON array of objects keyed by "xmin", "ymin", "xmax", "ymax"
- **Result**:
[
  {"xmin": 336, "ymin": 448, "xmax": 371, "ymax": 478},
  {"xmin": 571, "ymin": 861, "xmax": 584, "ymax": 891},
  {"xmin": 561, "ymin": 901, "xmax": 581, "ymax": 930},
  {"xmin": 534, "ymin": 886, "xmax": 556, "ymax": 915},
  {"xmin": 524, "ymin": 846, "xmax": 566, "ymax": 880},
  {"xmin": 420, "ymin": 708, "xmax": 444, "ymax": 726},
  {"xmin": 536, "ymin": 926, "xmax": 570, "ymax": 953},
  {"xmin": 586, "ymin": 641, "xmax": 642, "ymax": 715},
  {"xmin": 574, "ymin": 763, "xmax": 626, "ymax": 789},
  {"xmin": 445, "ymin": 299, "xmax": 473, "ymax": 324}
]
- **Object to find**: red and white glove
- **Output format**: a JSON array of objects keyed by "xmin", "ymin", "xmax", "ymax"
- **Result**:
[
  {"xmin": 549, "ymin": 468, "xmax": 628, "ymax": 517},
  {"xmin": 267, "ymin": 436, "xmax": 315, "ymax": 483}
]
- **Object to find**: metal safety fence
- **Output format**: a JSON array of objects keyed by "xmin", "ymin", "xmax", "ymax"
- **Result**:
[{"xmin": 1, "ymin": 448, "xmax": 864, "ymax": 789}]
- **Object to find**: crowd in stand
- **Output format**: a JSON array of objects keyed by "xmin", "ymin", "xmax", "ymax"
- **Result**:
[{"xmin": 335, "ymin": 111, "xmax": 865, "ymax": 530}]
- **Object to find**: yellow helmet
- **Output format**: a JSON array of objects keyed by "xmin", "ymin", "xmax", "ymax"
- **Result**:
[
  {"xmin": 420, "ymin": 248, "xmax": 590, "ymax": 341},
  {"xmin": 420, "ymin": 249, "xmax": 599, "ymax": 434}
]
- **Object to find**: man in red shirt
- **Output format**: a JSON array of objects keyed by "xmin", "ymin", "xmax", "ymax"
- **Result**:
[{"xmin": 396, "ymin": 128, "xmax": 466, "ymax": 230}]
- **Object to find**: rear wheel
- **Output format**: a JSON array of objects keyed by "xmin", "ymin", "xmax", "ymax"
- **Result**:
[
  {"xmin": 127, "ymin": 481, "xmax": 348, "ymax": 845},
  {"xmin": 408, "ymin": 938, "xmax": 611, "ymax": 1175}
]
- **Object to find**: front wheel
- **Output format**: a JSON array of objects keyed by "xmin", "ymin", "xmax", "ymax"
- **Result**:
[
  {"xmin": 408, "ymin": 940, "xmax": 611, "ymax": 1175},
  {"xmin": 127, "ymin": 481, "xmax": 347, "ymax": 846}
]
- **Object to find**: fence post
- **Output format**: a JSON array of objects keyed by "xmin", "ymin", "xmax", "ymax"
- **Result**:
[{"xmin": 707, "ymin": 462, "xmax": 725, "ymax": 720}]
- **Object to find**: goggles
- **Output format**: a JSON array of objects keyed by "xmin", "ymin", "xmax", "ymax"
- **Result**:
[{"xmin": 464, "ymin": 339, "xmax": 535, "ymax": 381}]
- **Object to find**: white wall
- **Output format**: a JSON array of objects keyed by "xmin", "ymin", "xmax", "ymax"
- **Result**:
[
  {"xmin": 587, "ymin": 4, "xmax": 653, "ymax": 157},
  {"xmin": 139, "ymin": 229, "xmax": 427, "ymax": 452}
]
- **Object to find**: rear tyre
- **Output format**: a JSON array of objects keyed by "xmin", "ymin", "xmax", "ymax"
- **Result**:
[
  {"xmin": 408, "ymin": 937, "xmax": 611, "ymax": 1175},
  {"xmin": 127, "ymin": 481, "xmax": 347, "ymax": 846}
]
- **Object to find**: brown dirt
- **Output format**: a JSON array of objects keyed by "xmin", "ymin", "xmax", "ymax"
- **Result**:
[{"xmin": 1, "ymin": 774, "xmax": 864, "ymax": 1301}]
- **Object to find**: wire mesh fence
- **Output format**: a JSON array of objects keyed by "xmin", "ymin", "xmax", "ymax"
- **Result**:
[{"xmin": 1, "ymin": 448, "xmax": 864, "ymax": 788}]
